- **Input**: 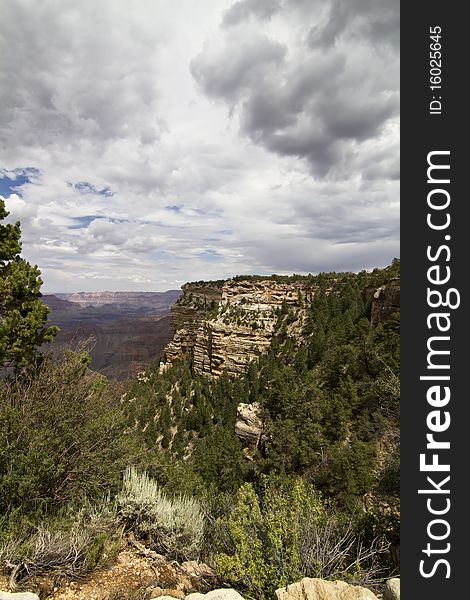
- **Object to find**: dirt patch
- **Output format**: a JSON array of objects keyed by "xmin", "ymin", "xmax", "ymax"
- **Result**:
[{"xmin": 0, "ymin": 549, "xmax": 185, "ymax": 600}]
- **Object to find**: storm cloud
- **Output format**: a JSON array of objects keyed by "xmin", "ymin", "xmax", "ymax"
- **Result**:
[
  {"xmin": 191, "ymin": 0, "xmax": 399, "ymax": 179},
  {"xmin": 0, "ymin": 0, "xmax": 399, "ymax": 292}
]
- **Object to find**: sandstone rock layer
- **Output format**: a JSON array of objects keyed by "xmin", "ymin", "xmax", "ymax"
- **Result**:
[
  {"xmin": 163, "ymin": 277, "xmax": 400, "ymax": 378},
  {"xmin": 274, "ymin": 578, "xmax": 378, "ymax": 600},
  {"xmin": 164, "ymin": 280, "xmax": 312, "ymax": 377}
]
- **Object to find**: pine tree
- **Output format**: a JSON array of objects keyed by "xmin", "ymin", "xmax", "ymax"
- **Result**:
[{"xmin": 0, "ymin": 199, "xmax": 58, "ymax": 371}]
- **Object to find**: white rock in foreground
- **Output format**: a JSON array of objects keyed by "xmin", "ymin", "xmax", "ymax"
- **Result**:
[
  {"xmin": 0, "ymin": 592, "xmax": 40, "ymax": 600},
  {"xmin": 383, "ymin": 578, "xmax": 400, "ymax": 600},
  {"xmin": 274, "ymin": 578, "xmax": 378, "ymax": 600}
]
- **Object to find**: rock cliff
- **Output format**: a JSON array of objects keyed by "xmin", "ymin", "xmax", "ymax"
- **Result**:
[
  {"xmin": 163, "ymin": 275, "xmax": 400, "ymax": 378},
  {"xmin": 163, "ymin": 279, "xmax": 313, "ymax": 377},
  {"xmin": 163, "ymin": 282, "xmax": 223, "ymax": 367},
  {"xmin": 369, "ymin": 278, "xmax": 400, "ymax": 326}
]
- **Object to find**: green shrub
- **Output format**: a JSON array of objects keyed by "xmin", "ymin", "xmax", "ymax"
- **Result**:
[
  {"xmin": 214, "ymin": 475, "xmax": 323, "ymax": 598},
  {"xmin": 213, "ymin": 476, "xmax": 390, "ymax": 598},
  {"xmin": 0, "ymin": 347, "xmax": 142, "ymax": 520},
  {"xmin": 116, "ymin": 467, "xmax": 204, "ymax": 560}
]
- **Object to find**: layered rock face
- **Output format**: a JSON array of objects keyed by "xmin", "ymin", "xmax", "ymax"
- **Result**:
[
  {"xmin": 163, "ymin": 276, "xmax": 400, "ymax": 378},
  {"xmin": 164, "ymin": 283, "xmax": 223, "ymax": 366},
  {"xmin": 163, "ymin": 279, "xmax": 312, "ymax": 377},
  {"xmin": 369, "ymin": 278, "xmax": 400, "ymax": 326}
]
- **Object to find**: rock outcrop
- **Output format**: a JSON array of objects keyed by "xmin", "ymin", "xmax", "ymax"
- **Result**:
[
  {"xmin": 235, "ymin": 402, "xmax": 263, "ymax": 448},
  {"xmin": 369, "ymin": 278, "xmax": 400, "ymax": 326},
  {"xmin": 0, "ymin": 572, "xmax": 391, "ymax": 600},
  {"xmin": 383, "ymin": 578, "xmax": 400, "ymax": 600},
  {"xmin": 274, "ymin": 578, "xmax": 378, "ymax": 600},
  {"xmin": 163, "ymin": 279, "xmax": 312, "ymax": 377},
  {"xmin": 164, "ymin": 283, "xmax": 223, "ymax": 366},
  {"xmin": 163, "ymin": 275, "xmax": 400, "ymax": 378}
]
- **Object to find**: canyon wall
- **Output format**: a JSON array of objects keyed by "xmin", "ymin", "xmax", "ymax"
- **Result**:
[
  {"xmin": 163, "ymin": 279, "xmax": 314, "ymax": 377},
  {"xmin": 163, "ymin": 275, "xmax": 401, "ymax": 378}
]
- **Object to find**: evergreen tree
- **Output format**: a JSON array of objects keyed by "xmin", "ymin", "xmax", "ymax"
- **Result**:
[{"xmin": 0, "ymin": 200, "xmax": 58, "ymax": 371}]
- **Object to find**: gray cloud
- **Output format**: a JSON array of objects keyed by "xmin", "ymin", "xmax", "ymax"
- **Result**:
[
  {"xmin": 191, "ymin": 33, "xmax": 286, "ymax": 101},
  {"xmin": 222, "ymin": 0, "xmax": 281, "ymax": 26},
  {"xmin": 0, "ymin": 0, "xmax": 166, "ymax": 159},
  {"xmin": 191, "ymin": 0, "xmax": 399, "ymax": 179},
  {"xmin": 1, "ymin": 0, "xmax": 399, "ymax": 292},
  {"xmin": 308, "ymin": 0, "xmax": 399, "ymax": 50}
]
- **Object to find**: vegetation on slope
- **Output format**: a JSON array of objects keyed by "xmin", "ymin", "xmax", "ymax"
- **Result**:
[
  {"xmin": 0, "ymin": 244, "xmax": 400, "ymax": 597},
  {"xmin": 120, "ymin": 260, "xmax": 400, "ymax": 595}
]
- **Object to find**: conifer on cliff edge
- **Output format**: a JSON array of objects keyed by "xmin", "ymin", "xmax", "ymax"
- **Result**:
[{"xmin": 0, "ymin": 198, "xmax": 58, "ymax": 371}]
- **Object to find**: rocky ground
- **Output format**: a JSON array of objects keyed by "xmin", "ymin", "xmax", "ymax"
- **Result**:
[
  {"xmin": 0, "ymin": 548, "xmax": 400, "ymax": 600},
  {"xmin": 0, "ymin": 546, "xmax": 216, "ymax": 600}
]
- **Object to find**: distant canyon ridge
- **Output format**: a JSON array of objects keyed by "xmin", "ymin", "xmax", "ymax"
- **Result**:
[
  {"xmin": 42, "ymin": 290, "xmax": 181, "ymax": 380},
  {"xmin": 43, "ymin": 272, "xmax": 400, "ymax": 382}
]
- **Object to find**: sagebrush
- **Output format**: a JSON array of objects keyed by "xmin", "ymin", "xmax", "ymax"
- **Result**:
[{"xmin": 117, "ymin": 466, "xmax": 205, "ymax": 560}]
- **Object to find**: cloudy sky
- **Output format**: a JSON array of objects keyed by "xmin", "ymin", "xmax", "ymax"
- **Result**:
[{"xmin": 0, "ymin": 0, "xmax": 399, "ymax": 293}]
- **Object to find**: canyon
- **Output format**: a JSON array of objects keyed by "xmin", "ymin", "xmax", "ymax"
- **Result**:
[
  {"xmin": 43, "ymin": 290, "xmax": 180, "ymax": 379},
  {"xmin": 42, "ymin": 274, "xmax": 400, "ymax": 382}
]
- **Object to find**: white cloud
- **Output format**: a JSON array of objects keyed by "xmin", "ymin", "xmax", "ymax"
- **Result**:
[{"xmin": 0, "ymin": 0, "xmax": 399, "ymax": 292}]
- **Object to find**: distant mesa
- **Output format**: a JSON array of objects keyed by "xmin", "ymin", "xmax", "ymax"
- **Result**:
[
  {"xmin": 42, "ymin": 290, "xmax": 181, "ymax": 380},
  {"xmin": 53, "ymin": 290, "xmax": 181, "ymax": 309}
]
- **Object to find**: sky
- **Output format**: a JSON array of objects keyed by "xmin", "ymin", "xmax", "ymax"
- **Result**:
[{"xmin": 0, "ymin": 0, "xmax": 399, "ymax": 293}]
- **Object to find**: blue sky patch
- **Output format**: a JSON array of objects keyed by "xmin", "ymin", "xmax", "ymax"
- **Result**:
[
  {"xmin": 0, "ymin": 167, "xmax": 40, "ymax": 197},
  {"xmin": 68, "ymin": 215, "xmax": 134, "ymax": 229},
  {"xmin": 68, "ymin": 181, "xmax": 114, "ymax": 196},
  {"xmin": 69, "ymin": 215, "xmax": 102, "ymax": 229}
]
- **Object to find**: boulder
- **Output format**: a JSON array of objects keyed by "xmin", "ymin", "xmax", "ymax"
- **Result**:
[
  {"xmin": 204, "ymin": 592, "xmax": 245, "ymax": 600},
  {"xmin": 370, "ymin": 279, "xmax": 400, "ymax": 326},
  {"xmin": 383, "ymin": 578, "xmax": 400, "ymax": 600},
  {"xmin": 235, "ymin": 403, "xmax": 263, "ymax": 446},
  {"xmin": 0, "ymin": 593, "xmax": 40, "ymax": 600},
  {"xmin": 274, "ymin": 578, "xmax": 378, "ymax": 600}
]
